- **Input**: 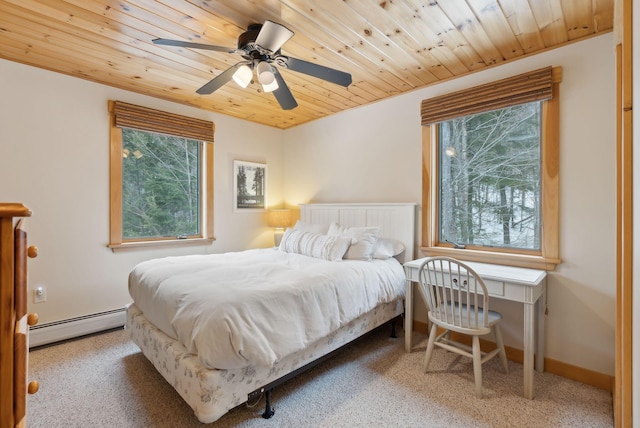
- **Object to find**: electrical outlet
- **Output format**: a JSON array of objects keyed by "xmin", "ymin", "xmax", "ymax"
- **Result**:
[{"xmin": 33, "ymin": 285, "xmax": 47, "ymax": 303}]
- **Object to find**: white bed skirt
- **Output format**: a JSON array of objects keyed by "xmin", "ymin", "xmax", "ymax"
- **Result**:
[{"xmin": 126, "ymin": 300, "xmax": 404, "ymax": 423}]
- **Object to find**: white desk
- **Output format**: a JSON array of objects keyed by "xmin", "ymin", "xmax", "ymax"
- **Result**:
[{"xmin": 403, "ymin": 258, "xmax": 547, "ymax": 399}]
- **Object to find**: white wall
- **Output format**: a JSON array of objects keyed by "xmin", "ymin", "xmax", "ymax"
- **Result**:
[
  {"xmin": 284, "ymin": 34, "xmax": 616, "ymax": 376},
  {"xmin": 0, "ymin": 58, "xmax": 284, "ymax": 324}
]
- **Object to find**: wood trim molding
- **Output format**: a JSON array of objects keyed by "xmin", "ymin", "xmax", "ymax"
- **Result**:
[
  {"xmin": 108, "ymin": 100, "xmax": 123, "ymax": 247},
  {"xmin": 614, "ymin": 0, "xmax": 633, "ymax": 423},
  {"xmin": 205, "ymin": 142, "xmax": 214, "ymax": 241},
  {"xmin": 108, "ymin": 237, "xmax": 215, "ymax": 252},
  {"xmin": 421, "ymin": 125, "xmax": 432, "ymax": 251},
  {"xmin": 540, "ymin": 82, "xmax": 560, "ymax": 262}
]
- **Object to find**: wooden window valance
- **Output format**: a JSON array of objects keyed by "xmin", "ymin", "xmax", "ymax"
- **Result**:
[
  {"xmin": 421, "ymin": 67, "xmax": 555, "ymax": 126},
  {"xmin": 111, "ymin": 101, "xmax": 214, "ymax": 142}
]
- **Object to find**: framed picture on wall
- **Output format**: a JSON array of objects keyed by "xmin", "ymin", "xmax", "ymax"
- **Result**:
[{"xmin": 233, "ymin": 160, "xmax": 267, "ymax": 211}]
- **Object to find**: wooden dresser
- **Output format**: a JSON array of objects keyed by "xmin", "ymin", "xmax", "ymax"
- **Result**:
[{"xmin": 0, "ymin": 203, "xmax": 39, "ymax": 428}]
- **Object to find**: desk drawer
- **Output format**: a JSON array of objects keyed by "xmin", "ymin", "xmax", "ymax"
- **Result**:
[
  {"xmin": 406, "ymin": 266, "xmax": 505, "ymax": 297},
  {"xmin": 446, "ymin": 274, "xmax": 505, "ymax": 297},
  {"xmin": 484, "ymin": 279, "xmax": 505, "ymax": 297}
]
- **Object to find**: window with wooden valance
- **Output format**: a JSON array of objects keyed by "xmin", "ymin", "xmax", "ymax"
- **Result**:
[
  {"xmin": 108, "ymin": 100, "xmax": 215, "ymax": 250},
  {"xmin": 420, "ymin": 67, "xmax": 562, "ymax": 270}
]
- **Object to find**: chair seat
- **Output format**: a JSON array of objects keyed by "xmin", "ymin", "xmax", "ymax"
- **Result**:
[{"xmin": 428, "ymin": 301, "xmax": 502, "ymax": 335}]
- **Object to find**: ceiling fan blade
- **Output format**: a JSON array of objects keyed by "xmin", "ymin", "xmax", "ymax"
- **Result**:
[
  {"xmin": 271, "ymin": 68, "xmax": 298, "ymax": 110},
  {"xmin": 279, "ymin": 56, "xmax": 352, "ymax": 87},
  {"xmin": 153, "ymin": 38, "xmax": 236, "ymax": 53},
  {"xmin": 196, "ymin": 63, "xmax": 244, "ymax": 95},
  {"xmin": 255, "ymin": 21, "xmax": 294, "ymax": 53}
]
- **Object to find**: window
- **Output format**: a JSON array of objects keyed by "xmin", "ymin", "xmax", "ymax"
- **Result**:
[
  {"xmin": 108, "ymin": 101, "xmax": 214, "ymax": 250},
  {"xmin": 438, "ymin": 103, "xmax": 542, "ymax": 251},
  {"xmin": 421, "ymin": 67, "xmax": 561, "ymax": 270}
]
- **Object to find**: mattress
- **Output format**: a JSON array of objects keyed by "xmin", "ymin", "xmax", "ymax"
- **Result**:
[{"xmin": 128, "ymin": 248, "xmax": 406, "ymax": 370}]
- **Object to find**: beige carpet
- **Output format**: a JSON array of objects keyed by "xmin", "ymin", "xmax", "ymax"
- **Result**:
[{"xmin": 27, "ymin": 326, "xmax": 613, "ymax": 427}]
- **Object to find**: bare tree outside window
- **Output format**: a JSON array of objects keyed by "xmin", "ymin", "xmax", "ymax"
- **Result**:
[{"xmin": 438, "ymin": 102, "xmax": 542, "ymax": 250}]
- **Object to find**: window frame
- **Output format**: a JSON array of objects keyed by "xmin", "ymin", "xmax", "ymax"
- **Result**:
[
  {"xmin": 108, "ymin": 101, "xmax": 214, "ymax": 251},
  {"xmin": 421, "ymin": 68, "xmax": 562, "ymax": 270}
]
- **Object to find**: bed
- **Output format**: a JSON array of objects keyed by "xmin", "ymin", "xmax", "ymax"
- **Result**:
[{"xmin": 126, "ymin": 203, "xmax": 416, "ymax": 423}]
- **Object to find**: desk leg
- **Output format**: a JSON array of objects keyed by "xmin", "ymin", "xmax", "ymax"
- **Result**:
[
  {"xmin": 536, "ymin": 284, "xmax": 546, "ymax": 373},
  {"xmin": 523, "ymin": 302, "xmax": 535, "ymax": 399},
  {"xmin": 405, "ymin": 280, "xmax": 413, "ymax": 352}
]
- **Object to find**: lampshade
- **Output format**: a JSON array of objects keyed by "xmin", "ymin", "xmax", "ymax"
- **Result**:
[
  {"xmin": 232, "ymin": 64, "xmax": 253, "ymax": 88},
  {"xmin": 257, "ymin": 61, "xmax": 279, "ymax": 93},
  {"xmin": 267, "ymin": 209, "xmax": 291, "ymax": 228}
]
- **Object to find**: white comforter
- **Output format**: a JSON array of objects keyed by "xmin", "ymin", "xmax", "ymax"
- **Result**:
[{"xmin": 128, "ymin": 248, "xmax": 405, "ymax": 370}]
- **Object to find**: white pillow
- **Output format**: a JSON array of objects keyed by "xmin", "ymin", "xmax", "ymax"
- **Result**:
[
  {"xmin": 293, "ymin": 220, "xmax": 330, "ymax": 235},
  {"xmin": 327, "ymin": 222, "xmax": 381, "ymax": 261},
  {"xmin": 278, "ymin": 229, "xmax": 351, "ymax": 261},
  {"xmin": 372, "ymin": 238, "xmax": 406, "ymax": 259}
]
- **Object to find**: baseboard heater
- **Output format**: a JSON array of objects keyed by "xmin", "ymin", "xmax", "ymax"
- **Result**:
[{"xmin": 29, "ymin": 308, "xmax": 127, "ymax": 348}]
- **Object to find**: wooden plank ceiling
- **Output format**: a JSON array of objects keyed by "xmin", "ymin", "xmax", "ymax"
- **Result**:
[{"xmin": 0, "ymin": 0, "xmax": 613, "ymax": 129}]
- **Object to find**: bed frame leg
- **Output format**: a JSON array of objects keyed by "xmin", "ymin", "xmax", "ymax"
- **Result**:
[
  {"xmin": 390, "ymin": 317, "xmax": 397, "ymax": 338},
  {"xmin": 262, "ymin": 389, "xmax": 275, "ymax": 419}
]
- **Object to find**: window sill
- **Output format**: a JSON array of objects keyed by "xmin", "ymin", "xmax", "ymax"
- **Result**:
[
  {"xmin": 108, "ymin": 237, "xmax": 215, "ymax": 252},
  {"xmin": 418, "ymin": 246, "xmax": 560, "ymax": 271}
]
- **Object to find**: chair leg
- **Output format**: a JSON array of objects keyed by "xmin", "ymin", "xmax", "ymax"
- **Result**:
[
  {"xmin": 423, "ymin": 323, "xmax": 439, "ymax": 372},
  {"xmin": 472, "ymin": 335, "xmax": 482, "ymax": 398},
  {"xmin": 493, "ymin": 324, "xmax": 509, "ymax": 374}
]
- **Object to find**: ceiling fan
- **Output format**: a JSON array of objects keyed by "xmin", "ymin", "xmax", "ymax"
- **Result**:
[{"xmin": 153, "ymin": 21, "xmax": 353, "ymax": 110}]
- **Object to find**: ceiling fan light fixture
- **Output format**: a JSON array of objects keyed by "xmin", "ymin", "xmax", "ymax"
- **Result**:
[
  {"xmin": 155, "ymin": 19, "xmax": 352, "ymax": 109},
  {"xmin": 262, "ymin": 79, "xmax": 279, "ymax": 93},
  {"xmin": 257, "ymin": 61, "xmax": 275, "ymax": 84},
  {"xmin": 257, "ymin": 61, "xmax": 278, "ymax": 92},
  {"xmin": 232, "ymin": 64, "xmax": 252, "ymax": 88}
]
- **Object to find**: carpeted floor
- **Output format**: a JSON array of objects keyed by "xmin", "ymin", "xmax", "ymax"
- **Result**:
[{"xmin": 26, "ymin": 326, "xmax": 613, "ymax": 427}]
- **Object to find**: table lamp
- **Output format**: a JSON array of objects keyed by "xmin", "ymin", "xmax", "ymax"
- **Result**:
[{"xmin": 267, "ymin": 209, "xmax": 291, "ymax": 247}]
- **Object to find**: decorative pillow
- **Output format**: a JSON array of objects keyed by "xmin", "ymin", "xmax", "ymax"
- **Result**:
[
  {"xmin": 278, "ymin": 229, "xmax": 351, "ymax": 261},
  {"xmin": 327, "ymin": 222, "xmax": 381, "ymax": 261},
  {"xmin": 293, "ymin": 220, "xmax": 330, "ymax": 235},
  {"xmin": 372, "ymin": 238, "xmax": 406, "ymax": 260}
]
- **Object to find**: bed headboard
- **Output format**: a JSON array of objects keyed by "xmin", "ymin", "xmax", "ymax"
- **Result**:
[{"xmin": 299, "ymin": 203, "xmax": 417, "ymax": 262}]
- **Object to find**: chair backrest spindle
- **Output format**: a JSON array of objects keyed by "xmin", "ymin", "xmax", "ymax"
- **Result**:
[{"xmin": 417, "ymin": 257, "xmax": 491, "ymax": 332}]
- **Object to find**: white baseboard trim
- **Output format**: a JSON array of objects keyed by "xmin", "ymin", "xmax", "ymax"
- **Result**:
[{"xmin": 29, "ymin": 308, "xmax": 127, "ymax": 348}]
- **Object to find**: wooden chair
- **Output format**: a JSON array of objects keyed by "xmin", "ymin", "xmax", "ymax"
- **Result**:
[{"xmin": 417, "ymin": 257, "xmax": 508, "ymax": 397}]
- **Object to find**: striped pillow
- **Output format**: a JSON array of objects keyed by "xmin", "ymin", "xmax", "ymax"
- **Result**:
[{"xmin": 278, "ymin": 229, "xmax": 351, "ymax": 261}]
